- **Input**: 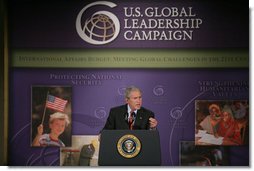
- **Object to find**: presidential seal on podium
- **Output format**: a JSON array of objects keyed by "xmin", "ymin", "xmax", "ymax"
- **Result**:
[{"xmin": 117, "ymin": 134, "xmax": 141, "ymax": 158}]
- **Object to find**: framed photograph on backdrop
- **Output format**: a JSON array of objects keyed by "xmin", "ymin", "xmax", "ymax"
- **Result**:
[
  {"xmin": 31, "ymin": 86, "xmax": 72, "ymax": 147},
  {"xmin": 195, "ymin": 100, "xmax": 248, "ymax": 146}
]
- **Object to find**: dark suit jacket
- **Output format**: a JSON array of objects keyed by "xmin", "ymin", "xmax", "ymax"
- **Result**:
[{"xmin": 103, "ymin": 104, "xmax": 155, "ymax": 130}]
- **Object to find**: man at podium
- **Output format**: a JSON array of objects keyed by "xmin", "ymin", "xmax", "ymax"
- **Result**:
[
  {"xmin": 99, "ymin": 86, "xmax": 161, "ymax": 166},
  {"xmin": 103, "ymin": 86, "xmax": 158, "ymax": 130}
]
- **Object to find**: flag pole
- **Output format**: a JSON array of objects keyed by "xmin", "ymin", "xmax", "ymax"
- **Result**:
[{"xmin": 41, "ymin": 91, "xmax": 49, "ymax": 125}]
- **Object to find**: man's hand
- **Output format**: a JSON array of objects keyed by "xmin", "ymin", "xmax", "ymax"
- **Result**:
[{"xmin": 149, "ymin": 118, "xmax": 158, "ymax": 128}]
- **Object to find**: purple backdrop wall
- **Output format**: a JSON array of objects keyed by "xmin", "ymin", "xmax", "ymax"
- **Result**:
[{"xmin": 9, "ymin": 68, "xmax": 249, "ymax": 166}]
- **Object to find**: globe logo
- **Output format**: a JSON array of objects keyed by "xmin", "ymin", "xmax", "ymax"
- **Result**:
[
  {"xmin": 85, "ymin": 14, "xmax": 116, "ymax": 42},
  {"xmin": 170, "ymin": 107, "xmax": 183, "ymax": 120},
  {"xmin": 76, "ymin": 1, "xmax": 120, "ymax": 45},
  {"xmin": 118, "ymin": 86, "xmax": 127, "ymax": 96},
  {"xmin": 153, "ymin": 85, "xmax": 164, "ymax": 96},
  {"xmin": 94, "ymin": 107, "xmax": 107, "ymax": 119}
]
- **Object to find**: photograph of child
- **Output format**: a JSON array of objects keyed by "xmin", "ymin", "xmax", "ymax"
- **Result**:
[
  {"xmin": 31, "ymin": 86, "xmax": 72, "ymax": 147},
  {"xmin": 32, "ymin": 112, "xmax": 70, "ymax": 147}
]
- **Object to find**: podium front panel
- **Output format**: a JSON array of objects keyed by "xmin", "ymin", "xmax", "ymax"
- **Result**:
[{"xmin": 99, "ymin": 130, "xmax": 161, "ymax": 166}]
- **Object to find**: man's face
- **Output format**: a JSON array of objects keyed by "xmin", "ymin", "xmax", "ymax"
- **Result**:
[
  {"xmin": 49, "ymin": 119, "xmax": 66, "ymax": 137},
  {"xmin": 126, "ymin": 90, "xmax": 142, "ymax": 111}
]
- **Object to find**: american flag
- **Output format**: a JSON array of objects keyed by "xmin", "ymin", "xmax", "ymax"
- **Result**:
[{"xmin": 46, "ymin": 95, "xmax": 67, "ymax": 112}]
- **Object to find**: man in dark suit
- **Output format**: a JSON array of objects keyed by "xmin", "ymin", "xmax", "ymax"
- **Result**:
[{"xmin": 103, "ymin": 86, "xmax": 158, "ymax": 130}]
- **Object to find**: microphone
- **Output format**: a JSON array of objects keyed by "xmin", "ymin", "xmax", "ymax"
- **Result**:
[{"xmin": 124, "ymin": 112, "xmax": 128, "ymax": 122}]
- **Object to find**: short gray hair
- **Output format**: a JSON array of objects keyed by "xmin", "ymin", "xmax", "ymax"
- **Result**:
[{"xmin": 124, "ymin": 86, "xmax": 142, "ymax": 99}]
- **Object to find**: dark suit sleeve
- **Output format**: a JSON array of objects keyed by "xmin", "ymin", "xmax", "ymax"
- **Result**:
[
  {"xmin": 103, "ymin": 108, "xmax": 115, "ymax": 130},
  {"xmin": 149, "ymin": 111, "xmax": 155, "ymax": 118}
]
